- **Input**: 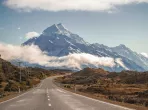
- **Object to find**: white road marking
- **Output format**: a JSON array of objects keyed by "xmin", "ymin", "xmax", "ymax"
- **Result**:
[
  {"xmin": 33, "ymin": 89, "xmax": 45, "ymax": 94},
  {"xmin": 56, "ymin": 87, "xmax": 135, "ymax": 110},
  {"xmin": 16, "ymin": 99, "xmax": 31, "ymax": 103},
  {"xmin": 51, "ymin": 88, "xmax": 95, "ymax": 110},
  {"xmin": 0, "ymin": 79, "xmax": 45, "ymax": 105},
  {"xmin": 48, "ymin": 104, "xmax": 52, "ymax": 106},
  {"xmin": 72, "ymin": 91, "xmax": 134, "ymax": 110},
  {"xmin": 0, "ymin": 89, "xmax": 34, "ymax": 105},
  {"xmin": 17, "ymin": 99, "xmax": 26, "ymax": 102},
  {"xmin": 56, "ymin": 89, "xmax": 66, "ymax": 93}
]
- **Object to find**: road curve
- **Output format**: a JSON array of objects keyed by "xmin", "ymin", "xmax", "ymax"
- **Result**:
[{"xmin": 0, "ymin": 76, "xmax": 134, "ymax": 110}]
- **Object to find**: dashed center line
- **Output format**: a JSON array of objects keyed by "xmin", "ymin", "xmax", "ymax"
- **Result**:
[{"xmin": 47, "ymin": 88, "xmax": 52, "ymax": 107}]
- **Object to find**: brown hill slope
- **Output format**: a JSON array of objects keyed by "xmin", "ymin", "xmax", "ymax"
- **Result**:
[
  {"xmin": 60, "ymin": 68, "xmax": 109, "ymax": 84},
  {"xmin": 73, "ymin": 67, "xmax": 109, "ymax": 77},
  {"xmin": 57, "ymin": 68, "xmax": 148, "ymax": 108},
  {"xmin": 0, "ymin": 58, "xmax": 65, "ymax": 98}
]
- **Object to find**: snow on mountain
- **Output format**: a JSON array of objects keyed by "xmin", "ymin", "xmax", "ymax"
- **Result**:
[
  {"xmin": 141, "ymin": 53, "xmax": 148, "ymax": 58},
  {"xmin": 22, "ymin": 23, "xmax": 148, "ymax": 71},
  {"xmin": 111, "ymin": 44, "xmax": 148, "ymax": 70},
  {"xmin": 23, "ymin": 23, "xmax": 88, "ymax": 56}
]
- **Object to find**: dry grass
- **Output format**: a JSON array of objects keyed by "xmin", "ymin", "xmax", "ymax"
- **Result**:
[{"xmin": 56, "ymin": 68, "xmax": 148, "ymax": 109}]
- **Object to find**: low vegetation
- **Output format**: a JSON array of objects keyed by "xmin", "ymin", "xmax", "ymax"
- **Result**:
[
  {"xmin": 56, "ymin": 67, "xmax": 148, "ymax": 108},
  {"xmin": 0, "ymin": 58, "xmax": 66, "ymax": 98}
]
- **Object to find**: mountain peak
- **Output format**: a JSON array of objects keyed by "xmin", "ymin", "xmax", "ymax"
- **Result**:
[
  {"xmin": 43, "ymin": 23, "xmax": 70, "ymax": 35},
  {"xmin": 116, "ymin": 44, "xmax": 127, "ymax": 49},
  {"xmin": 57, "ymin": 23, "xmax": 64, "ymax": 27},
  {"xmin": 119, "ymin": 44, "xmax": 126, "ymax": 47},
  {"xmin": 57, "ymin": 23, "xmax": 68, "ymax": 32}
]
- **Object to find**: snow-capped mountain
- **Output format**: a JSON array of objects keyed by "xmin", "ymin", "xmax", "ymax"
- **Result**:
[
  {"xmin": 23, "ymin": 23, "xmax": 88, "ymax": 56},
  {"xmin": 111, "ymin": 44, "xmax": 148, "ymax": 70},
  {"xmin": 22, "ymin": 23, "xmax": 148, "ymax": 71},
  {"xmin": 141, "ymin": 53, "xmax": 148, "ymax": 58}
]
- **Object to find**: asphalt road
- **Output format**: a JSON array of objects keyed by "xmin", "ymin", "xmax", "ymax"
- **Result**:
[{"xmin": 0, "ymin": 76, "xmax": 135, "ymax": 110}]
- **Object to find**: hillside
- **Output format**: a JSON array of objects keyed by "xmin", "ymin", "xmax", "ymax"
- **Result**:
[
  {"xmin": 73, "ymin": 67, "xmax": 109, "ymax": 77},
  {"xmin": 0, "ymin": 58, "xmax": 65, "ymax": 98},
  {"xmin": 56, "ymin": 68, "xmax": 148, "ymax": 108}
]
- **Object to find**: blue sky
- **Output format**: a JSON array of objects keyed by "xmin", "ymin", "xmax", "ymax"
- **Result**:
[{"xmin": 0, "ymin": 0, "xmax": 148, "ymax": 53}]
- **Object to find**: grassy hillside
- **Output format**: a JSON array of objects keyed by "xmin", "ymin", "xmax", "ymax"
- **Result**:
[
  {"xmin": 0, "ymin": 58, "xmax": 66, "ymax": 98},
  {"xmin": 56, "ymin": 68, "xmax": 148, "ymax": 108}
]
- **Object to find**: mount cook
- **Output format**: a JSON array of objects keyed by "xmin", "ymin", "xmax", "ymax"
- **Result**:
[{"xmin": 23, "ymin": 23, "xmax": 148, "ymax": 71}]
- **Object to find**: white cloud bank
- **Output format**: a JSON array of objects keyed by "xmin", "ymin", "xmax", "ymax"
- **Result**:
[
  {"xmin": 115, "ymin": 58, "xmax": 129, "ymax": 70},
  {"xmin": 141, "ymin": 52, "xmax": 148, "ymax": 58},
  {"xmin": 25, "ymin": 32, "xmax": 39, "ymax": 39},
  {"xmin": 3, "ymin": 0, "xmax": 148, "ymax": 12},
  {"xmin": 0, "ymin": 43, "xmax": 127, "ymax": 70}
]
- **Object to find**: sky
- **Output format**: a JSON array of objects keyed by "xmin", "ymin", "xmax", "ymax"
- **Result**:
[{"xmin": 0, "ymin": 0, "xmax": 148, "ymax": 53}]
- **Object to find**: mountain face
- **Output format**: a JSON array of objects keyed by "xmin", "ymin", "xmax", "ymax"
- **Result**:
[
  {"xmin": 111, "ymin": 45, "xmax": 148, "ymax": 70},
  {"xmin": 23, "ymin": 23, "xmax": 88, "ymax": 56},
  {"xmin": 23, "ymin": 23, "xmax": 148, "ymax": 71}
]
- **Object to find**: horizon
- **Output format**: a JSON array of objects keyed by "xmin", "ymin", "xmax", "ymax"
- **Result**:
[{"xmin": 1, "ymin": 1, "xmax": 148, "ymax": 109}]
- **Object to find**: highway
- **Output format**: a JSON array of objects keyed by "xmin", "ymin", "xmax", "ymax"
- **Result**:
[{"xmin": 0, "ymin": 76, "xmax": 134, "ymax": 110}]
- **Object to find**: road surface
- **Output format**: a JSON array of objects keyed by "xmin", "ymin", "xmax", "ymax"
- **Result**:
[{"xmin": 0, "ymin": 76, "xmax": 134, "ymax": 110}]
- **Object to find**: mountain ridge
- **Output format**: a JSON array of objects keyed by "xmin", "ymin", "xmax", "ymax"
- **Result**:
[{"xmin": 22, "ymin": 23, "xmax": 148, "ymax": 71}]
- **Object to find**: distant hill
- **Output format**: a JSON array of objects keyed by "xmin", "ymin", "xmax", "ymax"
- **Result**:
[
  {"xmin": 57, "ymin": 67, "xmax": 148, "ymax": 107},
  {"xmin": 73, "ymin": 67, "xmax": 109, "ymax": 77},
  {"xmin": 61, "ymin": 67, "xmax": 148, "ymax": 84}
]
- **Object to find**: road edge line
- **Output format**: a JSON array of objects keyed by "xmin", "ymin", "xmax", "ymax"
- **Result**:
[
  {"xmin": 0, "ymin": 80, "xmax": 44, "ymax": 105},
  {"xmin": 53, "ymin": 79, "xmax": 135, "ymax": 110}
]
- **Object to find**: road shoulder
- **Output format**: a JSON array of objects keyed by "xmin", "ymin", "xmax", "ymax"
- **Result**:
[{"xmin": 53, "ymin": 78, "xmax": 148, "ymax": 110}]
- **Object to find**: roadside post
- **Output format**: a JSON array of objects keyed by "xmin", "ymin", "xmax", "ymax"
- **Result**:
[
  {"xmin": 74, "ymin": 85, "xmax": 77, "ymax": 92},
  {"xmin": 18, "ymin": 86, "xmax": 20, "ymax": 93}
]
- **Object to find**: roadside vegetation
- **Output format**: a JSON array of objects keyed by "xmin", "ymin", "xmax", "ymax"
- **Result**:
[
  {"xmin": 56, "ymin": 67, "xmax": 148, "ymax": 108},
  {"xmin": 0, "ymin": 58, "xmax": 66, "ymax": 99}
]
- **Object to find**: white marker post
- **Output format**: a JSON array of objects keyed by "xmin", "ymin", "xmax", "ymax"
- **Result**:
[
  {"xmin": 75, "ymin": 85, "xmax": 77, "ymax": 92},
  {"xmin": 18, "ymin": 86, "xmax": 20, "ymax": 93}
]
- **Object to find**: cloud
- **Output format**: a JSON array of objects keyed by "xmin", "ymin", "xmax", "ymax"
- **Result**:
[
  {"xmin": 0, "ymin": 43, "xmax": 49, "ymax": 66},
  {"xmin": 115, "ymin": 58, "xmax": 129, "ymax": 70},
  {"xmin": 25, "ymin": 32, "xmax": 39, "ymax": 39},
  {"xmin": 141, "ymin": 52, "xmax": 148, "ymax": 58},
  {"xmin": 0, "ymin": 42, "xmax": 128, "ymax": 70},
  {"xmin": 18, "ymin": 27, "xmax": 21, "ymax": 30},
  {"xmin": 49, "ymin": 53, "xmax": 116, "ymax": 69},
  {"xmin": 3, "ymin": 0, "xmax": 148, "ymax": 12}
]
